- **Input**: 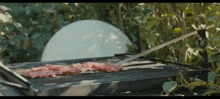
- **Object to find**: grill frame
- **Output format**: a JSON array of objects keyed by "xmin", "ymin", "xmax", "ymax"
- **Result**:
[{"xmin": 0, "ymin": 54, "xmax": 210, "ymax": 96}]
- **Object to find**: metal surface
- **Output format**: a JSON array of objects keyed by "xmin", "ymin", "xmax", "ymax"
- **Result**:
[
  {"xmin": 0, "ymin": 73, "xmax": 24, "ymax": 96},
  {"xmin": 23, "ymin": 66, "xmax": 185, "ymax": 96},
  {"xmin": 0, "ymin": 55, "xmax": 210, "ymax": 96},
  {"xmin": 115, "ymin": 24, "xmax": 214, "ymax": 66},
  {"xmin": 41, "ymin": 20, "xmax": 132, "ymax": 62},
  {"xmin": 0, "ymin": 62, "xmax": 31, "ymax": 86}
]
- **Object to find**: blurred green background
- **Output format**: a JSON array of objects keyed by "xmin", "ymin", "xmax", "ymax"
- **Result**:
[{"xmin": 0, "ymin": 3, "xmax": 220, "ymax": 68}]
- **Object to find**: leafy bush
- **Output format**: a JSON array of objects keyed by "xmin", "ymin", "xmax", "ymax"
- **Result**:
[
  {"xmin": 0, "ymin": 3, "xmax": 97, "ymax": 64},
  {"xmin": 1, "ymin": 3, "xmax": 220, "ymax": 68},
  {"xmin": 2, "ymin": 3, "xmax": 220, "ymax": 96}
]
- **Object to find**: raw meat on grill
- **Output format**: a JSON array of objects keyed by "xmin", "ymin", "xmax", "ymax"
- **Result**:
[
  {"xmin": 23, "ymin": 69, "xmax": 57, "ymax": 78},
  {"xmin": 22, "ymin": 62, "xmax": 123, "ymax": 78},
  {"xmin": 71, "ymin": 63, "xmax": 83, "ymax": 71},
  {"xmin": 70, "ymin": 62, "xmax": 123, "ymax": 72},
  {"xmin": 31, "ymin": 66, "xmax": 48, "ymax": 72},
  {"xmin": 57, "ymin": 67, "xmax": 82, "ymax": 75},
  {"xmin": 22, "ymin": 64, "xmax": 82, "ymax": 78},
  {"xmin": 46, "ymin": 64, "xmax": 61, "ymax": 71}
]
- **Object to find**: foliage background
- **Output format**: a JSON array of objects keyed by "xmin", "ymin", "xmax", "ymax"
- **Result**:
[{"xmin": 0, "ymin": 3, "xmax": 220, "ymax": 69}]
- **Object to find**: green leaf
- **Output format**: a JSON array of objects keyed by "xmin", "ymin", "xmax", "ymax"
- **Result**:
[
  {"xmin": 209, "ymin": 53, "xmax": 220, "ymax": 62},
  {"xmin": 32, "ymin": 38, "xmax": 44, "ymax": 50},
  {"xmin": 131, "ymin": 42, "xmax": 138, "ymax": 49},
  {"xmin": 27, "ymin": 3, "xmax": 36, "ymax": 10},
  {"xmin": 3, "ymin": 56, "xmax": 10, "ymax": 64},
  {"xmin": 203, "ymin": 91, "xmax": 212, "ymax": 96},
  {"xmin": 146, "ymin": 33, "xmax": 157, "ymax": 45},
  {"xmin": 168, "ymin": 78, "xmax": 172, "ymax": 81},
  {"xmin": 31, "ymin": 33, "xmax": 41, "ymax": 38},
  {"xmin": 0, "ymin": 45, "xmax": 7, "ymax": 53},
  {"xmin": 9, "ymin": 51, "xmax": 17, "ymax": 58},
  {"xmin": 209, "ymin": 14, "xmax": 217, "ymax": 22},
  {"xmin": 5, "ymin": 23, "xmax": 15, "ymax": 34},
  {"xmin": 162, "ymin": 81, "xmax": 177, "ymax": 94},
  {"xmin": 208, "ymin": 71, "xmax": 215, "ymax": 83},
  {"xmin": 216, "ymin": 61, "xmax": 220, "ymax": 72},
  {"xmin": 186, "ymin": 84, "xmax": 196, "ymax": 92},
  {"xmin": 142, "ymin": 12, "xmax": 151, "ymax": 23},
  {"xmin": 44, "ymin": 33, "xmax": 53, "ymax": 41},
  {"xmin": 176, "ymin": 72, "xmax": 184, "ymax": 84},
  {"xmin": 130, "ymin": 33, "xmax": 137, "ymax": 41},
  {"xmin": 197, "ymin": 13, "xmax": 206, "ymax": 18},
  {"xmin": 184, "ymin": 8, "xmax": 194, "ymax": 17},
  {"xmin": 174, "ymin": 28, "xmax": 182, "ymax": 33},
  {"xmin": 213, "ymin": 37, "xmax": 220, "ymax": 46},
  {"xmin": 146, "ymin": 20, "xmax": 158, "ymax": 30},
  {"xmin": 194, "ymin": 78, "xmax": 205, "ymax": 84},
  {"xmin": 217, "ymin": 61, "xmax": 220, "ymax": 67}
]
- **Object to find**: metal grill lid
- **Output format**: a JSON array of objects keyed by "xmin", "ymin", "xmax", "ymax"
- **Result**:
[{"xmin": 41, "ymin": 20, "xmax": 132, "ymax": 62}]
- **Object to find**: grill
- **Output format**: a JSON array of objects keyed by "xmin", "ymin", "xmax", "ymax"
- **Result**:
[
  {"xmin": 0, "ymin": 54, "xmax": 210, "ymax": 96},
  {"xmin": 0, "ymin": 25, "xmax": 212, "ymax": 96}
]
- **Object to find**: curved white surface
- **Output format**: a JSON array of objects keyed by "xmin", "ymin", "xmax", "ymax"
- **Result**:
[{"xmin": 41, "ymin": 20, "xmax": 131, "ymax": 62}]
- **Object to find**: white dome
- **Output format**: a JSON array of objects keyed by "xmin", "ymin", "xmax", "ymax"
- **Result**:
[{"xmin": 41, "ymin": 20, "xmax": 132, "ymax": 62}]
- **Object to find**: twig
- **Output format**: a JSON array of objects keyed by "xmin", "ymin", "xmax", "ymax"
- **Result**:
[{"xmin": 118, "ymin": 3, "xmax": 124, "ymax": 33}]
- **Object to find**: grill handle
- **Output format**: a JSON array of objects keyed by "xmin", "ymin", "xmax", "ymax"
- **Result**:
[
  {"xmin": 0, "ymin": 79, "xmax": 29, "ymax": 90},
  {"xmin": 0, "ymin": 62, "xmax": 31, "ymax": 86}
]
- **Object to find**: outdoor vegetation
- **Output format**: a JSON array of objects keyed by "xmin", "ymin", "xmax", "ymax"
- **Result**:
[{"xmin": 1, "ymin": 3, "xmax": 220, "ymax": 96}]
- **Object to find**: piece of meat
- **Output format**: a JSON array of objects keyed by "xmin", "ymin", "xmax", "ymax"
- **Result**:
[
  {"xmin": 22, "ymin": 69, "xmax": 31, "ymax": 77},
  {"xmin": 70, "ymin": 63, "xmax": 83, "ymax": 71},
  {"xmin": 57, "ymin": 67, "xmax": 82, "ymax": 75},
  {"xmin": 31, "ymin": 66, "xmax": 48, "ymax": 72},
  {"xmin": 82, "ymin": 62, "xmax": 96, "ymax": 71},
  {"xmin": 68, "ymin": 67, "xmax": 83, "ymax": 74},
  {"xmin": 93, "ymin": 64, "xmax": 117, "ymax": 72},
  {"xmin": 46, "ymin": 64, "xmax": 61, "ymax": 71},
  {"xmin": 28, "ymin": 70, "xmax": 57, "ymax": 78},
  {"xmin": 23, "ymin": 69, "xmax": 57, "ymax": 78},
  {"xmin": 81, "ymin": 62, "xmax": 123, "ymax": 72},
  {"xmin": 22, "ymin": 62, "xmax": 123, "ymax": 78}
]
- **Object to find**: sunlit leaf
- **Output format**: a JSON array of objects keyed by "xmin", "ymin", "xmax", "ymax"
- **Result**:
[
  {"xmin": 197, "ymin": 13, "xmax": 206, "ymax": 18},
  {"xmin": 207, "ymin": 6, "xmax": 212, "ymax": 11},
  {"xmin": 146, "ymin": 20, "xmax": 158, "ymax": 30},
  {"xmin": 186, "ymin": 84, "xmax": 196, "ymax": 92},
  {"xmin": 216, "ymin": 11, "xmax": 220, "ymax": 15},
  {"xmin": 176, "ymin": 72, "xmax": 184, "ymax": 84},
  {"xmin": 162, "ymin": 81, "xmax": 177, "ymax": 94},
  {"xmin": 174, "ymin": 28, "xmax": 182, "ymax": 33},
  {"xmin": 191, "ymin": 24, "xmax": 197, "ymax": 30}
]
